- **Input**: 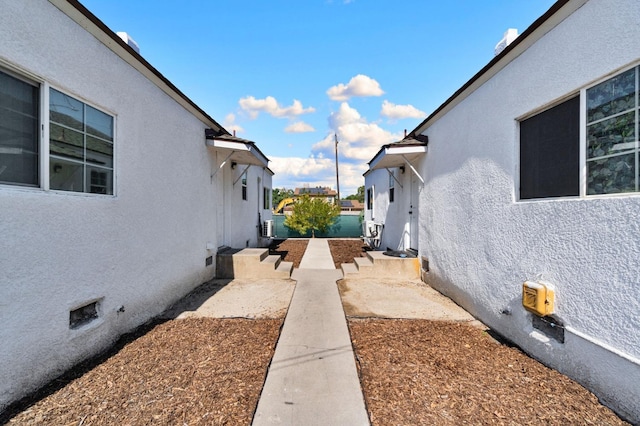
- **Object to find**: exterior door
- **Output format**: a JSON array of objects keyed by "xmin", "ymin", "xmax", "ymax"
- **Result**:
[{"xmin": 409, "ymin": 173, "xmax": 419, "ymax": 251}]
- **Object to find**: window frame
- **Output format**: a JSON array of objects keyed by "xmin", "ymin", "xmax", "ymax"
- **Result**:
[
  {"xmin": 0, "ymin": 63, "xmax": 116, "ymax": 196},
  {"xmin": 519, "ymin": 95, "xmax": 580, "ymax": 200},
  {"xmin": 583, "ymin": 64, "xmax": 640, "ymax": 196},
  {"xmin": 48, "ymin": 87, "xmax": 115, "ymax": 195},
  {"xmin": 263, "ymin": 186, "xmax": 271, "ymax": 210},
  {"xmin": 518, "ymin": 61, "xmax": 640, "ymax": 201},
  {"xmin": 0, "ymin": 67, "xmax": 42, "ymax": 188},
  {"xmin": 241, "ymin": 171, "xmax": 247, "ymax": 201}
]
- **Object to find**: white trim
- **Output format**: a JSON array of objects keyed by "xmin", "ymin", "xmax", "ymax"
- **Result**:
[
  {"xmin": 579, "ymin": 86, "xmax": 587, "ymax": 197},
  {"xmin": 565, "ymin": 326, "xmax": 640, "ymax": 367},
  {"xmin": 583, "ymin": 63, "xmax": 640, "ymax": 197},
  {"xmin": 42, "ymin": 82, "xmax": 50, "ymax": 191},
  {"xmin": 402, "ymin": 155, "xmax": 424, "ymax": 184},
  {"xmin": 47, "ymin": 85, "xmax": 116, "ymax": 196},
  {"xmin": 206, "ymin": 139, "xmax": 269, "ymax": 168}
]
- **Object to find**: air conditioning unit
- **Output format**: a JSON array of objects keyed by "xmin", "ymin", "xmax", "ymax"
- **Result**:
[
  {"xmin": 522, "ymin": 280, "xmax": 555, "ymax": 316},
  {"xmin": 362, "ymin": 220, "xmax": 381, "ymax": 239},
  {"xmin": 262, "ymin": 220, "xmax": 274, "ymax": 238}
]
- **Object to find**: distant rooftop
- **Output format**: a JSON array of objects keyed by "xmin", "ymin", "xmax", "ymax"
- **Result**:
[{"xmin": 294, "ymin": 187, "xmax": 337, "ymax": 196}]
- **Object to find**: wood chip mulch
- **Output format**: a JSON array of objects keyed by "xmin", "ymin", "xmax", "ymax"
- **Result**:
[
  {"xmin": 327, "ymin": 239, "xmax": 368, "ymax": 268},
  {"xmin": 268, "ymin": 238, "xmax": 309, "ymax": 268},
  {"xmin": 4, "ymin": 318, "xmax": 282, "ymax": 426},
  {"xmin": 2, "ymin": 239, "xmax": 630, "ymax": 425},
  {"xmin": 348, "ymin": 318, "xmax": 629, "ymax": 425}
]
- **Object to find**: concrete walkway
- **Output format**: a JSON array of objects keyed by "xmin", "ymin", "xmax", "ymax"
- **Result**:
[{"xmin": 253, "ymin": 239, "xmax": 370, "ymax": 425}]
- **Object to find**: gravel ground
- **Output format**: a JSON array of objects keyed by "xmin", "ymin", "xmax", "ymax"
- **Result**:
[{"xmin": 1, "ymin": 239, "xmax": 629, "ymax": 425}]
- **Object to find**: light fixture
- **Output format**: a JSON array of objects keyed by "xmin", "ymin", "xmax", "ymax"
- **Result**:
[
  {"xmin": 231, "ymin": 161, "xmax": 237, "ymax": 169},
  {"xmin": 399, "ymin": 165, "xmax": 405, "ymax": 174}
]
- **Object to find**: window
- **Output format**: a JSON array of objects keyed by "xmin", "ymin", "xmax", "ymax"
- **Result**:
[
  {"xmin": 366, "ymin": 186, "xmax": 374, "ymax": 210},
  {"xmin": 263, "ymin": 186, "xmax": 270, "ymax": 209},
  {"xmin": 49, "ymin": 88, "xmax": 114, "ymax": 194},
  {"xmin": 520, "ymin": 65, "xmax": 640, "ymax": 200},
  {"xmin": 389, "ymin": 171, "xmax": 395, "ymax": 203},
  {"xmin": 1, "ymin": 66, "xmax": 116, "ymax": 195},
  {"xmin": 0, "ymin": 69, "xmax": 39, "ymax": 186},
  {"xmin": 520, "ymin": 96, "xmax": 580, "ymax": 199},
  {"xmin": 586, "ymin": 66, "xmax": 639, "ymax": 195},
  {"xmin": 241, "ymin": 171, "xmax": 247, "ymax": 200}
]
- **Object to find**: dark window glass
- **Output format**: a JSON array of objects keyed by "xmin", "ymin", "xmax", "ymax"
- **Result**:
[
  {"xmin": 241, "ymin": 172, "xmax": 247, "ymax": 200},
  {"xmin": 0, "ymin": 70, "xmax": 39, "ymax": 186},
  {"xmin": 520, "ymin": 96, "xmax": 580, "ymax": 199}
]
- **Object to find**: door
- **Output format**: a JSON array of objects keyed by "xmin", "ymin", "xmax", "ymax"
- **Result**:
[{"xmin": 409, "ymin": 173, "xmax": 419, "ymax": 251}]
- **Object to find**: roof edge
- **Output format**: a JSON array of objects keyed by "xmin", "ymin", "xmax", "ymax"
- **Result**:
[
  {"xmin": 50, "ymin": 0, "xmax": 229, "ymax": 135},
  {"xmin": 409, "ymin": 0, "xmax": 585, "ymax": 137}
]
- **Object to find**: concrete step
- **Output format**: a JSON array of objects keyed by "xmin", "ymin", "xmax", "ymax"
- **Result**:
[
  {"xmin": 344, "ymin": 251, "xmax": 420, "ymax": 279},
  {"xmin": 340, "ymin": 262, "xmax": 359, "ymax": 277},
  {"xmin": 216, "ymin": 248, "xmax": 292, "ymax": 279},
  {"xmin": 275, "ymin": 261, "xmax": 294, "ymax": 277}
]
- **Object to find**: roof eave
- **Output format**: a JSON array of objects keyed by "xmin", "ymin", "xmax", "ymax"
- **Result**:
[
  {"xmin": 205, "ymin": 131, "xmax": 270, "ymax": 168},
  {"xmin": 409, "ymin": 0, "xmax": 585, "ymax": 137},
  {"xmin": 49, "ymin": 0, "xmax": 228, "ymax": 134}
]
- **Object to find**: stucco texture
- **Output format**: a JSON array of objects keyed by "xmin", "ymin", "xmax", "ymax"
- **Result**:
[
  {"xmin": 0, "ymin": 0, "xmax": 268, "ymax": 411},
  {"xmin": 367, "ymin": 0, "xmax": 640, "ymax": 421}
]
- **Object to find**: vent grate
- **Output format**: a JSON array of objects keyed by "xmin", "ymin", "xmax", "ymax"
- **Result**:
[{"xmin": 70, "ymin": 301, "xmax": 98, "ymax": 329}]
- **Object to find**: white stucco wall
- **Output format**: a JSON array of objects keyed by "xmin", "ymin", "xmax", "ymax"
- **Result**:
[
  {"xmin": 410, "ymin": 0, "xmax": 640, "ymax": 421},
  {"xmin": 0, "ymin": 0, "xmax": 265, "ymax": 410},
  {"xmin": 217, "ymin": 162, "xmax": 273, "ymax": 249},
  {"xmin": 364, "ymin": 167, "xmax": 413, "ymax": 250}
]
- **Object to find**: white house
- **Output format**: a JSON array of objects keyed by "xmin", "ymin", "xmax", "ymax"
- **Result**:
[
  {"xmin": 365, "ymin": 0, "xmax": 640, "ymax": 422},
  {"xmin": 0, "ymin": 0, "xmax": 272, "ymax": 411}
]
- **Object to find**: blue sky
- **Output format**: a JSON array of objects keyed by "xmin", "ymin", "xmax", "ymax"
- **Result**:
[{"xmin": 80, "ymin": 0, "xmax": 556, "ymax": 196}]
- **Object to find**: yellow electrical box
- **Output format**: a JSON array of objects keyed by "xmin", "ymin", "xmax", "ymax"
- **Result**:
[{"xmin": 522, "ymin": 281, "xmax": 555, "ymax": 316}]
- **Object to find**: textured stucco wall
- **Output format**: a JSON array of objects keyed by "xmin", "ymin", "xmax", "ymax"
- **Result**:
[
  {"xmin": 413, "ymin": 0, "xmax": 640, "ymax": 421},
  {"xmin": 221, "ymin": 163, "xmax": 273, "ymax": 248},
  {"xmin": 0, "ymin": 0, "xmax": 260, "ymax": 410},
  {"xmin": 364, "ymin": 167, "xmax": 412, "ymax": 250}
]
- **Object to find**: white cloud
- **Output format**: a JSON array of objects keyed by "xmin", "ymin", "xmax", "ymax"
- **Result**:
[
  {"xmin": 270, "ymin": 101, "xmax": 403, "ymax": 196},
  {"xmin": 270, "ymin": 155, "xmax": 365, "ymax": 196},
  {"xmin": 312, "ymin": 102, "xmax": 402, "ymax": 161},
  {"xmin": 239, "ymin": 96, "xmax": 315, "ymax": 119},
  {"xmin": 380, "ymin": 100, "xmax": 426, "ymax": 120},
  {"xmin": 222, "ymin": 113, "xmax": 244, "ymax": 134},
  {"xmin": 285, "ymin": 121, "xmax": 315, "ymax": 133},
  {"xmin": 326, "ymin": 74, "xmax": 384, "ymax": 101}
]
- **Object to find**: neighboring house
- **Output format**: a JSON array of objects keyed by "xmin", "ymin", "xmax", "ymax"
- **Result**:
[
  {"xmin": 364, "ymin": 0, "xmax": 640, "ymax": 422},
  {"xmin": 340, "ymin": 199, "xmax": 364, "ymax": 213},
  {"xmin": 0, "ymin": 0, "xmax": 272, "ymax": 411},
  {"xmin": 294, "ymin": 186, "xmax": 338, "ymax": 204}
]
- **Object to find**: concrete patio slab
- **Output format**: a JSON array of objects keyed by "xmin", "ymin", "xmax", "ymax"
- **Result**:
[
  {"xmin": 160, "ymin": 278, "xmax": 295, "ymax": 320},
  {"xmin": 338, "ymin": 278, "xmax": 480, "ymax": 324}
]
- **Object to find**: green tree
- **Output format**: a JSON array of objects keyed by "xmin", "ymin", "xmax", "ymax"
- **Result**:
[
  {"xmin": 284, "ymin": 194, "xmax": 340, "ymax": 237},
  {"xmin": 345, "ymin": 185, "xmax": 365, "ymax": 203}
]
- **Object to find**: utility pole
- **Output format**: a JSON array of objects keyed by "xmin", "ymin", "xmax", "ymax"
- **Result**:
[{"xmin": 334, "ymin": 134, "xmax": 341, "ymax": 206}]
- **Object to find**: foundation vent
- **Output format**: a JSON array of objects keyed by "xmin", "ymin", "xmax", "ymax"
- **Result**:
[
  {"xmin": 522, "ymin": 281, "xmax": 554, "ymax": 316},
  {"xmin": 70, "ymin": 301, "xmax": 99, "ymax": 329}
]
